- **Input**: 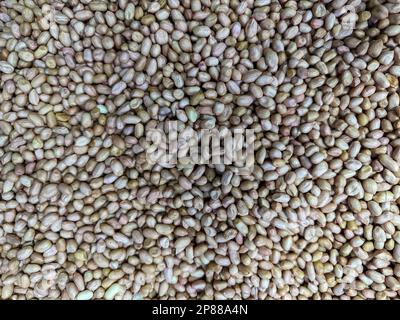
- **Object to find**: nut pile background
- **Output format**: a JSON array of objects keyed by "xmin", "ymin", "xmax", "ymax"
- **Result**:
[{"xmin": 1, "ymin": 0, "xmax": 400, "ymax": 300}]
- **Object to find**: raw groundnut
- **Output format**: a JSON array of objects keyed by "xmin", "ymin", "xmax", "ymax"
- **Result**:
[{"xmin": 0, "ymin": 0, "xmax": 400, "ymax": 301}]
